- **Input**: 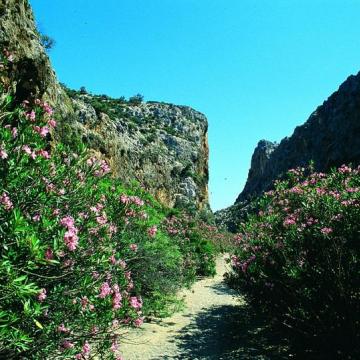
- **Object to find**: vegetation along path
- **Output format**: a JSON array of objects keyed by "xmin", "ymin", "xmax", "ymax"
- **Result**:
[
  {"xmin": 118, "ymin": 255, "xmax": 242, "ymax": 359},
  {"xmin": 119, "ymin": 255, "xmax": 289, "ymax": 360}
]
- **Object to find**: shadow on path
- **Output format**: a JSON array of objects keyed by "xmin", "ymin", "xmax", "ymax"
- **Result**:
[{"xmin": 163, "ymin": 302, "xmax": 291, "ymax": 360}]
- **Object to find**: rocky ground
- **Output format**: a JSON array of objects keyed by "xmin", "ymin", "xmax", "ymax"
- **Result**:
[{"xmin": 117, "ymin": 256, "xmax": 288, "ymax": 360}]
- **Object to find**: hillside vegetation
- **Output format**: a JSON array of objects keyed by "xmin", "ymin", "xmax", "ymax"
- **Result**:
[{"xmin": 0, "ymin": 50, "xmax": 218, "ymax": 359}]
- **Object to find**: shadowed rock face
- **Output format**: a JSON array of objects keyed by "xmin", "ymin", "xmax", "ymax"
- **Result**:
[
  {"xmin": 216, "ymin": 72, "xmax": 360, "ymax": 230},
  {"xmin": 0, "ymin": 0, "xmax": 210, "ymax": 211},
  {"xmin": 237, "ymin": 72, "xmax": 360, "ymax": 203}
]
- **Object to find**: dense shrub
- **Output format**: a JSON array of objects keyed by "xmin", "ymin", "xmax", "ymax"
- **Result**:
[
  {"xmin": 227, "ymin": 166, "xmax": 360, "ymax": 358},
  {"xmin": 0, "ymin": 51, "xmax": 217, "ymax": 359}
]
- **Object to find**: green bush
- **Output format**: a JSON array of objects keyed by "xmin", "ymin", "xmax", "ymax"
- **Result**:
[
  {"xmin": 0, "ymin": 50, "xmax": 215, "ymax": 359},
  {"xmin": 227, "ymin": 166, "xmax": 360, "ymax": 358}
]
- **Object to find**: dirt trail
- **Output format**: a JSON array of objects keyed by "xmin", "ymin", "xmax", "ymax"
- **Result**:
[{"xmin": 118, "ymin": 255, "xmax": 248, "ymax": 360}]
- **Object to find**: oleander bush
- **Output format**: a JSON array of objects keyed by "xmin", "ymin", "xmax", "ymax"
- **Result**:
[
  {"xmin": 0, "ymin": 50, "xmax": 217, "ymax": 359},
  {"xmin": 227, "ymin": 165, "xmax": 360, "ymax": 358}
]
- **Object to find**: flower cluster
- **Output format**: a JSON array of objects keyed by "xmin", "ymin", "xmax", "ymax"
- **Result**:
[{"xmin": 228, "ymin": 165, "xmax": 360, "ymax": 356}]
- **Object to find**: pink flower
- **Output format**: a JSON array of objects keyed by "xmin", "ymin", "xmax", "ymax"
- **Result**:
[
  {"xmin": 129, "ymin": 243, "xmax": 138, "ymax": 252},
  {"xmin": 112, "ymin": 285, "xmax": 122, "ymax": 310},
  {"xmin": 0, "ymin": 192, "xmax": 13, "ymax": 211},
  {"xmin": 32, "ymin": 214, "xmax": 41, "ymax": 222},
  {"xmin": 33, "ymin": 125, "xmax": 50, "ymax": 138},
  {"xmin": 22, "ymin": 145, "xmax": 32, "ymax": 155},
  {"xmin": 64, "ymin": 229, "xmax": 79, "ymax": 251},
  {"xmin": 48, "ymin": 119, "xmax": 57, "ymax": 128},
  {"xmin": 110, "ymin": 340, "xmax": 118, "ymax": 353},
  {"xmin": 118, "ymin": 260, "xmax": 127, "ymax": 269},
  {"xmin": 38, "ymin": 288, "xmax": 47, "ymax": 302},
  {"xmin": 120, "ymin": 194, "xmax": 130, "ymax": 204},
  {"xmin": 45, "ymin": 248, "xmax": 54, "ymax": 260},
  {"xmin": 26, "ymin": 110, "xmax": 36, "ymax": 121},
  {"xmin": 96, "ymin": 213, "xmax": 108, "ymax": 225},
  {"xmin": 0, "ymin": 149, "xmax": 8, "ymax": 159},
  {"xmin": 43, "ymin": 102, "xmax": 53, "ymax": 115},
  {"xmin": 134, "ymin": 317, "xmax": 144, "ymax": 327},
  {"xmin": 99, "ymin": 282, "xmax": 112, "ymax": 298},
  {"xmin": 81, "ymin": 296, "xmax": 89, "ymax": 310},
  {"xmin": 82, "ymin": 341, "xmax": 90, "ymax": 354},
  {"xmin": 283, "ymin": 216, "xmax": 296, "ymax": 227},
  {"xmin": 37, "ymin": 149, "xmax": 51, "ymax": 159},
  {"xmin": 62, "ymin": 340, "xmax": 74, "ymax": 349},
  {"xmin": 11, "ymin": 127, "xmax": 17, "ymax": 138},
  {"xmin": 57, "ymin": 323, "xmax": 70, "ymax": 333},
  {"xmin": 321, "ymin": 227, "xmax": 333, "ymax": 235},
  {"xmin": 129, "ymin": 296, "xmax": 142, "ymax": 310},
  {"xmin": 147, "ymin": 225, "xmax": 157, "ymax": 237},
  {"xmin": 109, "ymin": 255, "xmax": 116, "ymax": 265},
  {"xmin": 60, "ymin": 216, "xmax": 75, "ymax": 228}
]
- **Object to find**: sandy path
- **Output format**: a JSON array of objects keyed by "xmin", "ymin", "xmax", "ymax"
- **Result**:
[{"xmin": 118, "ymin": 255, "xmax": 249, "ymax": 360}]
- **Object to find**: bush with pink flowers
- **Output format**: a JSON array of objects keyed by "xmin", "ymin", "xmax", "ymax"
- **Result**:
[
  {"xmin": 0, "ymin": 51, "xmax": 217, "ymax": 359},
  {"xmin": 227, "ymin": 165, "xmax": 360, "ymax": 358}
]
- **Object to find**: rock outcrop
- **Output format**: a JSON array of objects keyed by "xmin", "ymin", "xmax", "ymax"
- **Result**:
[
  {"xmin": 217, "ymin": 71, "xmax": 360, "ymax": 230},
  {"xmin": 67, "ymin": 93, "xmax": 209, "ymax": 209},
  {"xmin": 0, "ymin": 0, "xmax": 210, "ymax": 211},
  {"xmin": 237, "ymin": 72, "xmax": 360, "ymax": 202}
]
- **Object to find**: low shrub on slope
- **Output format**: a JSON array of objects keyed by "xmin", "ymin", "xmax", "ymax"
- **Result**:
[
  {"xmin": 0, "ymin": 51, "xmax": 216, "ymax": 359},
  {"xmin": 228, "ymin": 165, "xmax": 360, "ymax": 358}
]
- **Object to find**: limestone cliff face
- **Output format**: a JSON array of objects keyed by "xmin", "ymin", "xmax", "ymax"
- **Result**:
[
  {"xmin": 0, "ymin": 0, "xmax": 210, "ymax": 210},
  {"xmin": 68, "ymin": 93, "xmax": 210, "ymax": 209},
  {"xmin": 236, "ymin": 72, "xmax": 360, "ymax": 203},
  {"xmin": 216, "ymin": 71, "xmax": 360, "ymax": 230}
]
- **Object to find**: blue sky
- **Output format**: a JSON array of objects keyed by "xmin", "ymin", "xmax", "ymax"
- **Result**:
[{"xmin": 30, "ymin": 0, "xmax": 360, "ymax": 211}]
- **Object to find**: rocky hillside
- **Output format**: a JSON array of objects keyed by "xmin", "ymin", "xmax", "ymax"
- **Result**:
[
  {"xmin": 0, "ymin": 0, "xmax": 209, "ymax": 211},
  {"xmin": 66, "ymin": 91, "xmax": 209, "ymax": 209},
  {"xmin": 217, "ymin": 71, "xmax": 360, "ymax": 230}
]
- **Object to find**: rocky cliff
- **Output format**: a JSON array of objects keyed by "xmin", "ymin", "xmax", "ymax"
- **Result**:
[
  {"xmin": 217, "ymin": 71, "xmax": 360, "ymax": 230},
  {"xmin": 66, "ymin": 92, "xmax": 209, "ymax": 209},
  {"xmin": 0, "ymin": 0, "xmax": 209, "ymax": 210}
]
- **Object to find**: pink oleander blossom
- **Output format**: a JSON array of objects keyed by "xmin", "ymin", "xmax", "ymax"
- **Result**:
[
  {"xmin": 22, "ymin": 145, "xmax": 32, "ymax": 155},
  {"xmin": 62, "ymin": 340, "xmax": 74, "ymax": 349},
  {"xmin": 129, "ymin": 243, "xmax": 138, "ymax": 252},
  {"xmin": 0, "ymin": 192, "xmax": 13, "ymax": 211},
  {"xmin": 99, "ymin": 282, "xmax": 112, "ymax": 298},
  {"xmin": 110, "ymin": 340, "xmax": 118, "ymax": 353},
  {"xmin": 33, "ymin": 125, "xmax": 50, "ymax": 138},
  {"xmin": 82, "ymin": 341, "xmax": 90, "ymax": 354},
  {"xmin": 134, "ymin": 317, "xmax": 144, "ymax": 327},
  {"xmin": 26, "ymin": 110, "xmax": 36, "ymax": 121},
  {"xmin": 48, "ymin": 119, "xmax": 57, "ymax": 128},
  {"xmin": 129, "ymin": 296, "xmax": 142, "ymax": 310},
  {"xmin": 57, "ymin": 323, "xmax": 70, "ymax": 333},
  {"xmin": 147, "ymin": 225, "xmax": 157, "ymax": 237},
  {"xmin": 32, "ymin": 214, "xmax": 41, "ymax": 222},
  {"xmin": 11, "ymin": 127, "xmax": 17, "ymax": 138},
  {"xmin": 38, "ymin": 288, "xmax": 47, "ymax": 302},
  {"xmin": 0, "ymin": 149, "xmax": 8, "ymax": 159},
  {"xmin": 64, "ymin": 229, "xmax": 79, "ymax": 251},
  {"xmin": 60, "ymin": 216, "xmax": 75, "ymax": 228},
  {"xmin": 321, "ymin": 227, "xmax": 333, "ymax": 235},
  {"xmin": 45, "ymin": 248, "xmax": 54, "ymax": 260}
]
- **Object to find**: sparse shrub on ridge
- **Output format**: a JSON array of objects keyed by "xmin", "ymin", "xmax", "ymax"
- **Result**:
[
  {"xmin": 227, "ymin": 165, "xmax": 360, "ymax": 358},
  {"xmin": 0, "ymin": 50, "xmax": 217, "ymax": 359}
]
